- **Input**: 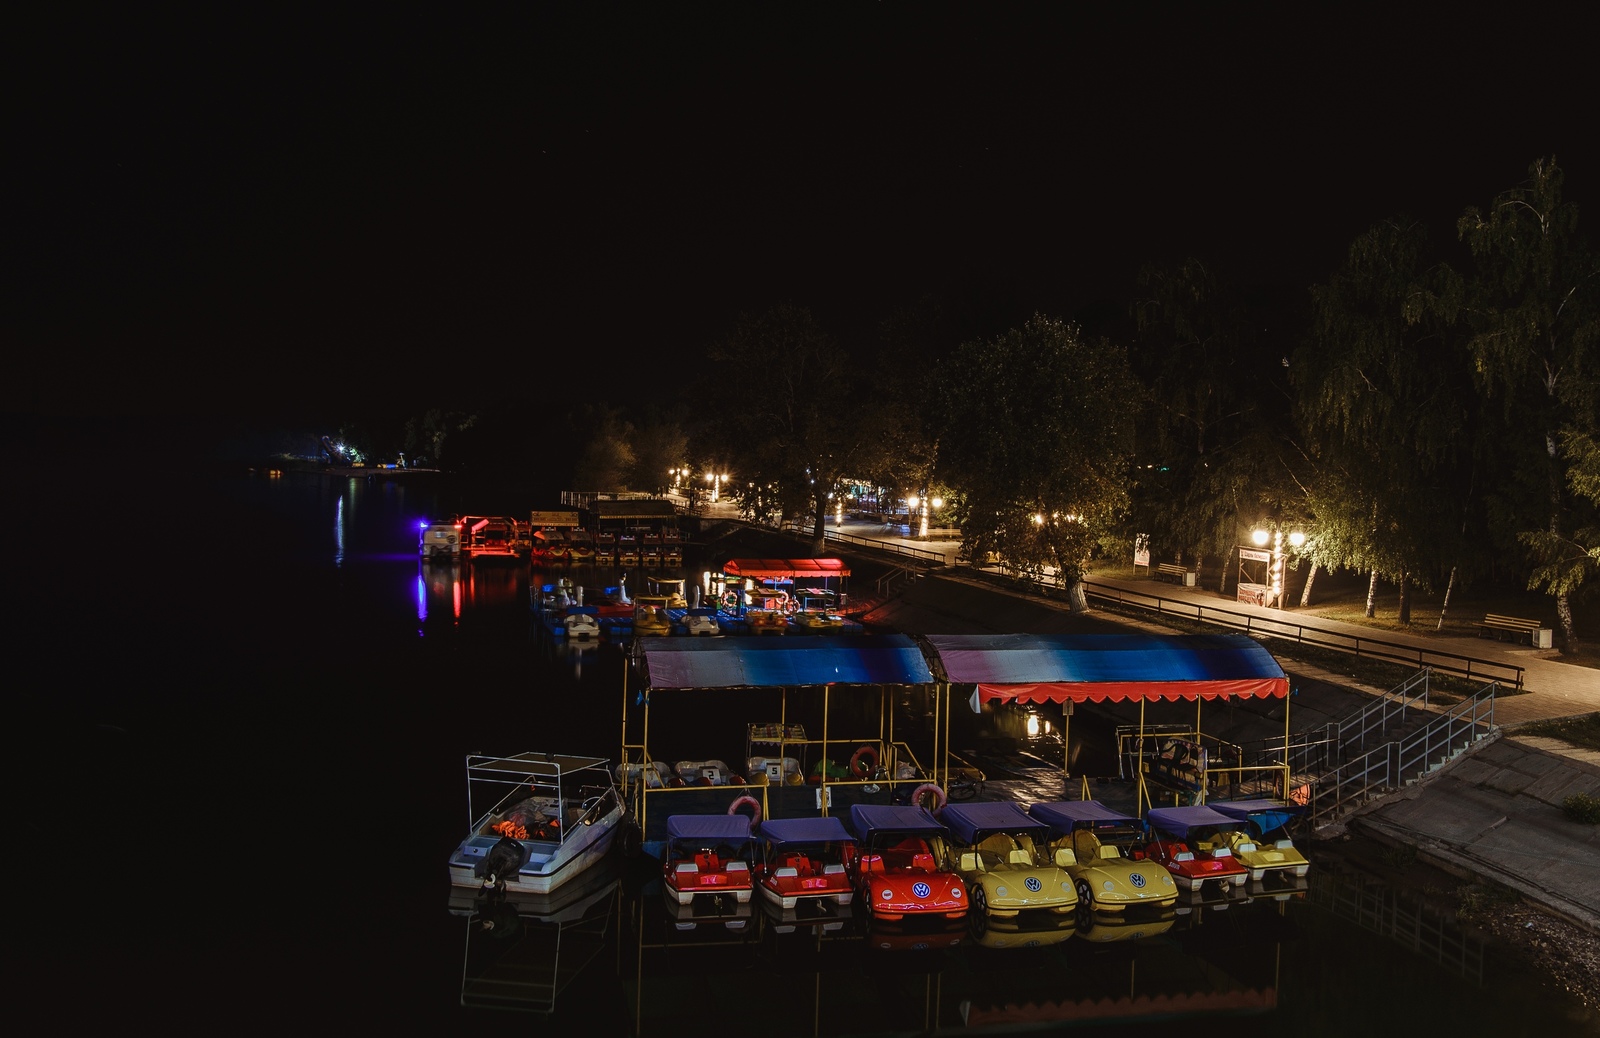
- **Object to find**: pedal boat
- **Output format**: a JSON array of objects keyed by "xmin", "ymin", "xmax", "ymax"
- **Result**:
[
  {"xmin": 753, "ymin": 815, "xmax": 855, "ymax": 910},
  {"xmin": 662, "ymin": 813, "xmax": 754, "ymax": 906}
]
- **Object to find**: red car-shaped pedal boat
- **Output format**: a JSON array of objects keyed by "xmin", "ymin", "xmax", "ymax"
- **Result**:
[
  {"xmin": 754, "ymin": 815, "xmax": 855, "ymax": 911},
  {"xmin": 1141, "ymin": 805, "xmax": 1249, "ymax": 890},
  {"xmin": 662, "ymin": 814, "xmax": 754, "ymax": 906},
  {"xmin": 845, "ymin": 803, "xmax": 966, "ymax": 922}
]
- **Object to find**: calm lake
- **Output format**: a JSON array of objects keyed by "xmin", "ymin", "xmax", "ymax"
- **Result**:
[{"xmin": 14, "ymin": 453, "xmax": 1593, "ymax": 1036}]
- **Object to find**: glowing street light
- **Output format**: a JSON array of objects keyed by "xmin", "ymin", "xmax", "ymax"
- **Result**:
[
  {"xmin": 1246, "ymin": 523, "xmax": 1305, "ymax": 608},
  {"xmin": 668, "ymin": 465, "xmax": 691, "ymax": 490},
  {"xmin": 705, "ymin": 471, "xmax": 728, "ymax": 503}
]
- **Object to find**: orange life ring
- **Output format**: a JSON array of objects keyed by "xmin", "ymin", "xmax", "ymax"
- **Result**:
[
  {"xmin": 728, "ymin": 794, "xmax": 762, "ymax": 825},
  {"xmin": 849, "ymin": 745, "xmax": 879, "ymax": 779},
  {"xmin": 911, "ymin": 783, "xmax": 947, "ymax": 812}
]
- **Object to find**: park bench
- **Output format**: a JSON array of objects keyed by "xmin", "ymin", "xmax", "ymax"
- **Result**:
[
  {"xmin": 1154, "ymin": 563, "xmax": 1195, "ymax": 587},
  {"xmin": 1477, "ymin": 613, "xmax": 1552, "ymax": 649}
]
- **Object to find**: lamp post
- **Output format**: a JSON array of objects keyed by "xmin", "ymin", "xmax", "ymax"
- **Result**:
[
  {"xmin": 1249, "ymin": 524, "xmax": 1306, "ymax": 608},
  {"xmin": 905, "ymin": 492, "xmax": 943, "ymax": 538},
  {"xmin": 705, "ymin": 471, "xmax": 727, "ymax": 503}
]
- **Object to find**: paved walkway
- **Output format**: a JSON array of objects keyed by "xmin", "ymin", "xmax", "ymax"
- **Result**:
[
  {"xmin": 793, "ymin": 513, "xmax": 1599, "ymax": 725},
  {"xmin": 713, "ymin": 507, "xmax": 1600, "ymax": 932}
]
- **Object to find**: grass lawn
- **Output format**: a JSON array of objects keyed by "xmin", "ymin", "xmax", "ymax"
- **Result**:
[{"xmin": 1510, "ymin": 713, "xmax": 1600, "ymax": 751}]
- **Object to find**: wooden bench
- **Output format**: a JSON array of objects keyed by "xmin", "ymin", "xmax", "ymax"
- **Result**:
[
  {"xmin": 1154, "ymin": 563, "xmax": 1195, "ymax": 587},
  {"xmin": 1477, "ymin": 614, "xmax": 1553, "ymax": 648}
]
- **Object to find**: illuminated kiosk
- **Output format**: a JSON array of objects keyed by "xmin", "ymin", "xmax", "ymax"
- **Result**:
[{"xmin": 922, "ymin": 633, "xmax": 1294, "ymax": 816}]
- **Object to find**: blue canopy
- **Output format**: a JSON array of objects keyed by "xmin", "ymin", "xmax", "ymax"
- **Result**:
[
  {"xmin": 638, "ymin": 634, "xmax": 934, "ymax": 690},
  {"xmin": 666, "ymin": 814, "xmax": 753, "ymax": 843},
  {"xmin": 1028, "ymin": 800, "xmax": 1141, "ymax": 834},
  {"xmin": 1209, "ymin": 799, "xmax": 1302, "ymax": 835},
  {"xmin": 1145, "ymin": 805, "xmax": 1241, "ymax": 835},
  {"xmin": 939, "ymin": 801, "xmax": 1047, "ymax": 844},
  {"xmin": 925, "ymin": 633, "xmax": 1288, "ymax": 705},
  {"xmin": 757, "ymin": 815, "xmax": 854, "ymax": 846},
  {"xmin": 847, "ymin": 803, "xmax": 946, "ymax": 843}
]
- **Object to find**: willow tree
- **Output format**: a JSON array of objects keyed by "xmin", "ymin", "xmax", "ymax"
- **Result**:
[
  {"xmin": 933, "ymin": 315, "xmax": 1138, "ymax": 610},
  {"xmin": 1454, "ymin": 158, "xmax": 1599, "ymax": 651},
  {"xmin": 1533, "ymin": 430, "xmax": 1600, "ymax": 615},
  {"xmin": 1295, "ymin": 218, "xmax": 1474, "ymax": 624}
]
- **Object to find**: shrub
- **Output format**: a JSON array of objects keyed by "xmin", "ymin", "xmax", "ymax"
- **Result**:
[{"xmin": 1561, "ymin": 792, "xmax": 1600, "ymax": 824}]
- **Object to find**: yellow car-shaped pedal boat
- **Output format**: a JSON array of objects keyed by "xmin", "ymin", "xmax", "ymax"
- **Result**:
[
  {"xmin": 942, "ymin": 801, "xmax": 1078, "ymax": 938},
  {"xmin": 1028, "ymin": 799, "xmax": 1178, "ymax": 913}
]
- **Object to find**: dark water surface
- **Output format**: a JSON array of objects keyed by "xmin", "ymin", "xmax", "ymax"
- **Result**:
[{"xmin": 15, "ymin": 451, "xmax": 1595, "ymax": 1035}]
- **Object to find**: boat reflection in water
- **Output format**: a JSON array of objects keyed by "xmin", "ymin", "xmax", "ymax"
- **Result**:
[
  {"xmin": 865, "ymin": 918, "xmax": 968, "ymax": 952},
  {"xmin": 759, "ymin": 893, "xmax": 851, "ymax": 935},
  {"xmin": 659, "ymin": 882, "xmax": 753, "ymax": 932},
  {"xmin": 451, "ymin": 858, "xmax": 621, "ymax": 1015},
  {"xmin": 964, "ymin": 912, "xmax": 1078, "ymax": 950},
  {"xmin": 1072, "ymin": 905, "xmax": 1180, "ymax": 943},
  {"xmin": 958, "ymin": 903, "xmax": 1277, "ymax": 1029}
]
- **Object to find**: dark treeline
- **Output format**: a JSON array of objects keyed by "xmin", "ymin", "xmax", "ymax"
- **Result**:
[{"xmin": 345, "ymin": 159, "xmax": 1600, "ymax": 652}]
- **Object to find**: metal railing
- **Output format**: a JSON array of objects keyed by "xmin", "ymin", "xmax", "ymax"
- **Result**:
[
  {"xmin": 1305, "ymin": 680, "xmax": 1499, "ymax": 829},
  {"xmin": 1308, "ymin": 869, "xmax": 1486, "ymax": 982},
  {"xmin": 775, "ymin": 520, "xmax": 949, "ymax": 566},
  {"xmin": 1081, "ymin": 580, "xmax": 1525, "ymax": 690},
  {"xmin": 1254, "ymin": 668, "xmax": 1434, "ymax": 777}
]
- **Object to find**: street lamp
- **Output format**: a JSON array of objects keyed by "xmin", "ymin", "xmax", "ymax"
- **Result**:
[
  {"xmin": 705, "ymin": 471, "xmax": 727, "ymax": 503},
  {"xmin": 1246, "ymin": 524, "xmax": 1305, "ymax": 608},
  {"xmin": 906, "ymin": 493, "xmax": 942, "ymax": 537},
  {"xmin": 668, "ymin": 465, "xmax": 690, "ymax": 491}
]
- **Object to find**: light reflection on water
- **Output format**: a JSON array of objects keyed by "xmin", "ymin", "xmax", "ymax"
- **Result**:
[
  {"xmin": 454, "ymin": 860, "xmax": 1561, "ymax": 1037},
  {"xmin": 225, "ymin": 470, "xmax": 1592, "ymax": 1035}
]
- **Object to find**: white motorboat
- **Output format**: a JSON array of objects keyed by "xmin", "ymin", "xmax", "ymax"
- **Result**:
[{"xmin": 447, "ymin": 752, "xmax": 627, "ymax": 897}]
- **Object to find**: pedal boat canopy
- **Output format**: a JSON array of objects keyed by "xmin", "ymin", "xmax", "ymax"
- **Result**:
[
  {"xmin": 1027, "ymin": 799, "xmax": 1142, "ymax": 835},
  {"xmin": 939, "ymin": 800, "xmax": 1049, "ymax": 845},
  {"xmin": 1207, "ymin": 798, "xmax": 1304, "ymax": 835},
  {"xmin": 924, "ymin": 633, "xmax": 1288, "ymax": 706},
  {"xmin": 757, "ymin": 815, "xmax": 854, "ymax": 846},
  {"xmin": 666, "ymin": 814, "xmax": 753, "ymax": 844},
  {"xmin": 847, "ymin": 803, "xmax": 948, "ymax": 843},
  {"xmin": 1145, "ymin": 804, "xmax": 1244, "ymax": 836}
]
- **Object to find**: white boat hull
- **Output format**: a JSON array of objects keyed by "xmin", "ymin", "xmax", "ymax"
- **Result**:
[{"xmin": 449, "ymin": 803, "xmax": 625, "ymax": 896}]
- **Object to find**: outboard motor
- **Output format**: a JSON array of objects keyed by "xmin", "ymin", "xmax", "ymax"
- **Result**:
[{"xmin": 475, "ymin": 835, "xmax": 529, "ymax": 891}]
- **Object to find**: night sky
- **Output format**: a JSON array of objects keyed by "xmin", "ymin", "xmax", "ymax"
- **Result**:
[{"xmin": 10, "ymin": 6, "xmax": 1597, "ymax": 428}]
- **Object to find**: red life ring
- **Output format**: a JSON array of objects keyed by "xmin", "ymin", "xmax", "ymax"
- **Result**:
[
  {"xmin": 729, "ymin": 795, "xmax": 762, "ymax": 825},
  {"xmin": 911, "ymin": 783, "xmax": 947, "ymax": 812},
  {"xmin": 849, "ymin": 745, "xmax": 879, "ymax": 779}
]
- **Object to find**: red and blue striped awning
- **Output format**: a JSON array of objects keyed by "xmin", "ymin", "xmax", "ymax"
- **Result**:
[
  {"xmin": 721, "ymin": 558, "xmax": 851, "ymax": 580},
  {"xmin": 925, "ymin": 633, "xmax": 1288, "ymax": 704}
]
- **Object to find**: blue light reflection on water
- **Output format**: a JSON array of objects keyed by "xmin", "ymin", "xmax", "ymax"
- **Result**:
[{"xmin": 174, "ymin": 467, "xmax": 1592, "ymax": 1036}]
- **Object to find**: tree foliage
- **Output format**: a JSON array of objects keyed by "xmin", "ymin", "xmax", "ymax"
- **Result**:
[
  {"xmin": 702, "ymin": 304, "xmax": 868, "ymax": 548},
  {"xmin": 1127, "ymin": 259, "xmax": 1297, "ymax": 582},
  {"xmin": 1295, "ymin": 218, "xmax": 1475, "ymax": 621},
  {"xmin": 1454, "ymin": 158, "xmax": 1600, "ymax": 648},
  {"xmin": 933, "ymin": 315, "xmax": 1137, "ymax": 606}
]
